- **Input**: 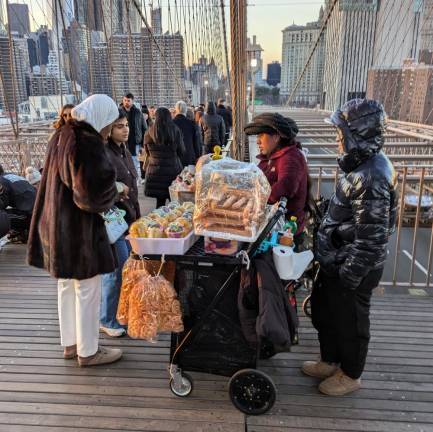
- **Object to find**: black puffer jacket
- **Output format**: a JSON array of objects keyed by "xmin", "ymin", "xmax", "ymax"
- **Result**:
[
  {"xmin": 143, "ymin": 125, "xmax": 185, "ymax": 200},
  {"xmin": 316, "ymin": 99, "xmax": 398, "ymax": 290}
]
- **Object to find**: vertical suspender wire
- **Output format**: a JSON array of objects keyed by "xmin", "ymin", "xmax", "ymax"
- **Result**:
[
  {"xmin": 57, "ymin": 0, "xmax": 79, "ymax": 102},
  {"xmin": 126, "ymin": 0, "xmax": 143, "ymax": 102},
  {"xmin": 179, "ymin": 0, "xmax": 191, "ymax": 86},
  {"xmin": 64, "ymin": 0, "xmax": 84, "ymax": 100},
  {"xmin": 286, "ymin": 0, "xmax": 338, "ymax": 107},
  {"xmin": 130, "ymin": 0, "xmax": 187, "ymax": 102},
  {"xmin": 54, "ymin": 0, "xmax": 64, "ymax": 107},
  {"xmin": 147, "ymin": 1, "xmax": 155, "ymax": 105},
  {"xmin": 86, "ymin": 0, "xmax": 94, "ymax": 94},
  {"xmin": 140, "ymin": 0, "xmax": 147, "ymax": 104},
  {"xmin": 220, "ymin": 0, "xmax": 231, "ymax": 96},
  {"xmin": 5, "ymin": 0, "xmax": 19, "ymax": 138},
  {"xmin": 229, "ymin": 0, "xmax": 247, "ymax": 160},
  {"xmin": 10, "ymin": 2, "xmax": 60, "ymax": 113},
  {"xmin": 100, "ymin": 0, "xmax": 117, "ymax": 101}
]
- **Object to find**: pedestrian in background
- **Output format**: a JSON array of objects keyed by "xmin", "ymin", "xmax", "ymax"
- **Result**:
[
  {"xmin": 144, "ymin": 107, "xmax": 185, "ymax": 208},
  {"xmin": 119, "ymin": 93, "xmax": 147, "ymax": 178},
  {"xmin": 173, "ymin": 100, "xmax": 201, "ymax": 166},
  {"xmin": 199, "ymin": 101, "xmax": 226, "ymax": 154}
]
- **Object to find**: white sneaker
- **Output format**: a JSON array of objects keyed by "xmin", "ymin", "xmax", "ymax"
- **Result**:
[{"xmin": 100, "ymin": 326, "xmax": 126, "ymax": 338}]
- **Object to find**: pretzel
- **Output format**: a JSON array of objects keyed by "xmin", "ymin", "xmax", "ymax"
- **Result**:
[
  {"xmin": 232, "ymin": 196, "xmax": 249, "ymax": 210},
  {"xmin": 222, "ymin": 195, "xmax": 238, "ymax": 208}
]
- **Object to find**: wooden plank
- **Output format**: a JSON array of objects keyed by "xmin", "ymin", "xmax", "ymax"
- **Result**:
[
  {"xmin": 0, "ymin": 413, "xmax": 243, "ymax": 432},
  {"xmin": 247, "ymin": 415, "xmax": 432, "ymax": 432}
]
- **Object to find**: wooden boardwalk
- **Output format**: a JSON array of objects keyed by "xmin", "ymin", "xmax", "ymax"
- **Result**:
[{"xmin": 1, "ymin": 244, "xmax": 433, "ymax": 432}]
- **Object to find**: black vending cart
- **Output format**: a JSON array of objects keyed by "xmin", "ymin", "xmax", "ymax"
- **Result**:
[{"xmin": 132, "ymin": 198, "xmax": 288, "ymax": 415}]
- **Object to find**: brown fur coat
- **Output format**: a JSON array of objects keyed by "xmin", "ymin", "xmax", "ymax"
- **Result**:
[{"xmin": 27, "ymin": 120, "xmax": 118, "ymax": 280}]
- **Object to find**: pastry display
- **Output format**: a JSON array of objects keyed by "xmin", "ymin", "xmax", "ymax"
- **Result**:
[
  {"xmin": 147, "ymin": 221, "xmax": 165, "ymax": 238},
  {"xmin": 176, "ymin": 217, "xmax": 193, "ymax": 231},
  {"xmin": 194, "ymin": 158, "xmax": 271, "ymax": 242},
  {"xmin": 166, "ymin": 222, "xmax": 186, "ymax": 238},
  {"xmin": 129, "ymin": 202, "xmax": 194, "ymax": 239}
]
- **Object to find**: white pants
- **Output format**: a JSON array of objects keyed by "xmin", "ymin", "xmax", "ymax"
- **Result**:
[{"xmin": 57, "ymin": 275, "xmax": 101, "ymax": 357}]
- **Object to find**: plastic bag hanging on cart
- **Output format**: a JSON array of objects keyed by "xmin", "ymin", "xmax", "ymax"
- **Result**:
[{"xmin": 117, "ymin": 257, "xmax": 183, "ymax": 342}]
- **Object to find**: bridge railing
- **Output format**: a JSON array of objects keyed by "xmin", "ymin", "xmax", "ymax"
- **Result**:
[
  {"xmin": 3, "ymin": 132, "xmax": 433, "ymax": 287},
  {"xmin": 0, "ymin": 136, "xmax": 50, "ymax": 175}
]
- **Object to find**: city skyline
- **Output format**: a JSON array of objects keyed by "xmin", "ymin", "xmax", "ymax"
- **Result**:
[{"xmin": 3, "ymin": 0, "xmax": 323, "ymax": 76}]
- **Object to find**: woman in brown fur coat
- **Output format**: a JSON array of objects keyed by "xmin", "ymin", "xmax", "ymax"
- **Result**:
[{"xmin": 27, "ymin": 94, "xmax": 125, "ymax": 367}]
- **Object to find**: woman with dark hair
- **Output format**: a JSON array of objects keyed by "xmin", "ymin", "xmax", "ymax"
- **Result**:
[
  {"xmin": 53, "ymin": 104, "xmax": 75, "ymax": 129},
  {"xmin": 143, "ymin": 107, "xmax": 185, "ymax": 208},
  {"xmin": 199, "ymin": 101, "xmax": 226, "ymax": 154},
  {"xmin": 100, "ymin": 110, "xmax": 140, "ymax": 337},
  {"xmin": 244, "ymin": 113, "xmax": 310, "ymax": 246}
]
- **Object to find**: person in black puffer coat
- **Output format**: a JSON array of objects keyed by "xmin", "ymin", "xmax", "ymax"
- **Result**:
[
  {"xmin": 302, "ymin": 99, "xmax": 398, "ymax": 397},
  {"xmin": 144, "ymin": 107, "xmax": 185, "ymax": 208}
]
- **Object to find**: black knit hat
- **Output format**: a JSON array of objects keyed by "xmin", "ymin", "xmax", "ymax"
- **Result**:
[{"xmin": 244, "ymin": 112, "xmax": 299, "ymax": 140}]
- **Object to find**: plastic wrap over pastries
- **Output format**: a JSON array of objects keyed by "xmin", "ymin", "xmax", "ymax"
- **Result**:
[
  {"xmin": 194, "ymin": 157, "xmax": 271, "ymax": 241},
  {"xmin": 117, "ymin": 257, "xmax": 183, "ymax": 341}
]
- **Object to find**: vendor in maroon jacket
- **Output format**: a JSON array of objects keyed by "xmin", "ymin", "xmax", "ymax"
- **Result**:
[{"xmin": 244, "ymin": 113, "xmax": 309, "ymax": 239}]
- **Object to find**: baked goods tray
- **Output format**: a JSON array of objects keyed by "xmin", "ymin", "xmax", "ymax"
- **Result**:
[{"xmin": 130, "ymin": 237, "xmax": 244, "ymax": 266}]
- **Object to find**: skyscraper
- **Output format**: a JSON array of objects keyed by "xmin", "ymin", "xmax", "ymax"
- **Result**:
[
  {"xmin": 151, "ymin": 7, "xmax": 162, "ymax": 35},
  {"xmin": 372, "ymin": 0, "xmax": 422, "ymax": 69},
  {"xmin": 7, "ymin": 3, "xmax": 30, "ymax": 36},
  {"xmin": 281, "ymin": 21, "xmax": 324, "ymax": 106},
  {"xmin": 0, "ymin": 36, "xmax": 27, "ymax": 112},
  {"xmin": 90, "ymin": 42, "xmax": 112, "ymax": 96},
  {"xmin": 322, "ymin": 0, "xmax": 378, "ymax": 110},
  {"xmin": 267, "ymin": 61, "xmax": 281, "ymax": 86},
  {"xmin": 64, "ymin": 19, "xmax": 89, "ymax": 95},
  {"xmin": 110, "ymin": 29, "xmax": 184, "ymax": 105},
  {"xmin": 419, "ymin": 0, "xmax": 433, "ymax": 64},
  {"xmin": 50, "ymin": 0, "xmax": 75, "ymax": 51}
]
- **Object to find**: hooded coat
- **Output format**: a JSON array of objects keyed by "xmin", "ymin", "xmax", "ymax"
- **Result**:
[
  {"xmin": 27, "ymin": 95, "xmax": 119, "ymax": 280},
  {"xmin": 316, "ymin": 99, "xmax": 398, "ymax": 290},
  {"xmin": 199, "ymin": 102, "xmax": 226, "ymax": 152}
]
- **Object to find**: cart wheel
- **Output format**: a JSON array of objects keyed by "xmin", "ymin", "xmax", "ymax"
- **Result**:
[
  {"xmin": 303, "ymin": 295, "xmax": 312, "ymax": 318},
  {"xmin": 229, "ymin": 369, "xmax": 276, "ymax": 415},
  {"xmin": 169, "ymin": 373, "xmax": 193, "ymax": 397}
]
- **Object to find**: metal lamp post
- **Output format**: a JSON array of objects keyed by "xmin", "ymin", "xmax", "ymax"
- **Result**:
[
  {"xmin": 250, "ymin": 58, "xmax": 258, "ymax": 118},
  {"xmin": 204, "ymin": 79, "xmax": 209, "ymax": 104}
]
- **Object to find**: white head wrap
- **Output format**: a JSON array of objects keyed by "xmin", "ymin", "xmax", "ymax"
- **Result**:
[{"xmin": 71, "ymin": 94, "xmax": 119, "ymax": 133}]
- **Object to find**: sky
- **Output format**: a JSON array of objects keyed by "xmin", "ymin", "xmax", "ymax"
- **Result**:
[
  {"xmin": 246, "ymin": 0, "xmax": 324, "ymax": 77},
  {"xmin": 3, "ymin": 0, "xmax": 324, "ymax": 78}
]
